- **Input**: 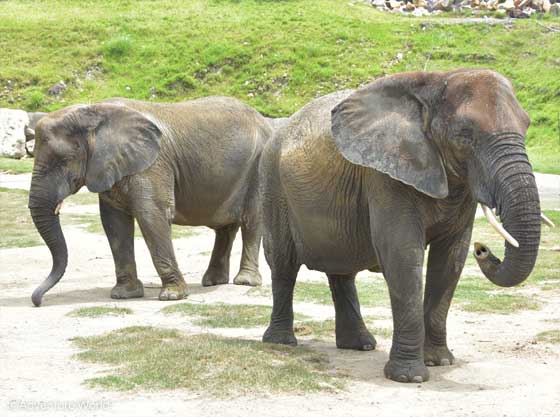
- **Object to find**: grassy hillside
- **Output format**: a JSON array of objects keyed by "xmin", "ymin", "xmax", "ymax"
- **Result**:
[{"xmin": 0, "ymin": 0, "xmax": 558, "ymax": 173}]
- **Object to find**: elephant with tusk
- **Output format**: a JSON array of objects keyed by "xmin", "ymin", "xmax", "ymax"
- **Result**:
[
  {"xmin": 259, "ymin": 69, "xmax": 545, "ymax": 383},
  {"xmin": 28, "ymin": 97, "xmax": 272, "ymax": 306}
]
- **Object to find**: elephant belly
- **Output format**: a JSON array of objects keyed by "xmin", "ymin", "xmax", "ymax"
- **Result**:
[{"xmin": 289, "ymin": 208, "xmax": 377, "ymax": 274}]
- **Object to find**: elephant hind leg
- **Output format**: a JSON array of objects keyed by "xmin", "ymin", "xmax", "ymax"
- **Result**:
[
  {"xmin": 262, "ymin": 189, "xmax": 300, "ymax": 346},
  {"xmin": 327, "ymin": 274, "xmax": 376, "ymax": 351},
  {"xmin": 202, "ymin": 224, "xmax": 239, "ymax": 287},
  {"xmin": 233, "ymin": 201, "xmax": 263, "ymax": 287}
]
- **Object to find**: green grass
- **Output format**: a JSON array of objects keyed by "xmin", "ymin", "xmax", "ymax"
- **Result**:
[
  {"xmin": 0, "ymin": 187, "xmax": 43, "ymax": 248},
  {"xmin": 535, "ymin": 330, "xmax": 560, "ymax": 344},
  {"xmin": 71, "ymin": 326, "xmax": 342, "ymax": 395},
  {"xmin": 66, "ymin": 213, "xmax": 198, "ymax": 239},
  {"xmin": 295, "ymin": 318, "xmax": 393, "ymax": 339},
  {"xmin": 162, "ymin": 302, "xmax": 308, "ymax": 328},
  {"xmin": 249, "ymin": 278, "xmax": 390, "ymax": 308},
  {"xmin": 0, "ymin": 1, "xmax": 558, "ymax": 172},
  {"xmin": 0, "ymin": 157, "xmax": 34, "ymax": 174},
  {"xmin": 67, "ymin": 306, "xmax": 133, "ymax": 318}
]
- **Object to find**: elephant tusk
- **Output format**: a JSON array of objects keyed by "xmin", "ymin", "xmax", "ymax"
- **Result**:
[
  {"xmin": 481, "ymin": 204, "xmax": 519, "ymax": 248},
  {"xmin": 54, "ymin": 202, "xmax": 63, "ymax": 216},
  {"xmin": 541, "ymin": 213, "xmax": 555, "ymax": 228}
]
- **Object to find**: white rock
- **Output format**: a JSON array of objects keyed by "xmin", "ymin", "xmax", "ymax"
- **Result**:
[
  {"xmin": 413, "ymin": 5, "xmax": 431, "ymax": 13},
  {"xmin": 0, "ymin": 108, "xmax": 29, "ymax": 159},
  {"xmin": 543, "ymin": 0, "xmax": 551, "ymax": 12},
  {"xmin": 551, "ymin": 3, "xmax": 560, "ymax": 15},
  {"xmin": 499, "ymin": 0, "xmax": 516, "ymax": 10}
]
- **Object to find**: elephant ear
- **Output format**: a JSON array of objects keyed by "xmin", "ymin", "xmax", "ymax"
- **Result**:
[
  {"xmin": 75, "ymin": 104, "xmax": 162, "ymax": 193},
  {"xmin": 331, "ymin": 76, "xmax": 448, "ymax": 199}
]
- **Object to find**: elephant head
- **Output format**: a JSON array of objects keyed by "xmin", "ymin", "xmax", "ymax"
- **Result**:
[
  {"xmin": 28, "ymin": 103, "xmax": 162, "ymax": 306},
  {"xmin": 331, "ymin": 69, "xmax": 544, "ymax": 288}
]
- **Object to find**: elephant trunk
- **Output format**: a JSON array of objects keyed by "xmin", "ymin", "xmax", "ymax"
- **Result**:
[
  {"xmin": 28, "ymin": 175, "xmax": 69, "ymax": 307},
  {"xmin": 474, "ymin": 137, "xmax": 541, "ymax": 287}
]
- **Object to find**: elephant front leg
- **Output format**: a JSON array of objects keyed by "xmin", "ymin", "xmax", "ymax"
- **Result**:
[
  {"xmin": 371, "ymin": 206, "xmax": 429, "ymax": 383},
  {"xmin": 100, "ymin": 197, "xmax": 144, "ymax": 299},
  {"xmin": 424, "ymin": 226, "xmax": 472, "ymax": 367},
  {"xmin": 327, "ymin": 274, "xmax": 376, "ymax": 351},
  {"xmin": 135, "ymin": 208, "xmax": 187, "ymax": 301},
  {"xmin": 202, "ymin": 224, "xmax": 239, "ymax": 286}
]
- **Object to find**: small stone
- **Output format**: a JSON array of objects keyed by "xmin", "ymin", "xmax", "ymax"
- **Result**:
[
  {"xmin": 406, "ymin": 1, "xmax": 416, "ymax": 9},
  {"xmin": 47, "ymin": 81, "xmax": 66, "ymax": 97}
]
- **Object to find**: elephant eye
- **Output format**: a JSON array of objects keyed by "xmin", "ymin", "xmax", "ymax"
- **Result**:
[{"xmin": 455, "ymin": 128, "xmax": 474, "ymax": 146}]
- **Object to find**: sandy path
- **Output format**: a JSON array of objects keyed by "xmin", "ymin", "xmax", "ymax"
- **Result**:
[{"xmin": 1, "ymin": 217, "xmax": 560, "ymax": 417}]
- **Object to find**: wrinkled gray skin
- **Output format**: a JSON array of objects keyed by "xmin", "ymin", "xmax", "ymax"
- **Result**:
[
  {"xmin": 29, "ymin": 97, "xmax": 272, "ymax": 306},
  {"xmin": 260, "ymin": 70, "xmax": 541, "ymax": 383}
]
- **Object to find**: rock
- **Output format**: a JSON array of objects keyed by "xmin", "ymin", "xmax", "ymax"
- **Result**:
[
  {"xmin": 48, "ymin": 81, "xmax": 66, "ymax": 97},
  {"xmin": 0, "ymin": 108, "xmax": 29, "ymax": 159},
  {"xmin": 412, "ymin": 6, "xmax": 431, "ymax": 14},
  {"xmin": 543, "ymin": 0, "xmax": 551, "ymax": 11},
  {"xmin": 530, "ymin": 0, "xmax": 542, "ymax": 9},
  {"xmin": 386, "ymin": 0, "xmax": 402, "ymax": 8},
  {"xmin": 486, "ymin": 0, "xmax": 499, "ymax": 9},
  {"xmin": 499, "ymin": 0, "xmax": 516, "ymax": 10},
  {"xmin": 414, "ymin": 0, "xmax": 427, "ymax": 6},
  {"xmin": 551, "ymin": 3, "xmax": 560, "ymax": 14},
  {"xmin": 371, "ymin": 0, "xmax": 386, "ymax": 7},
  {"xmin": 406, "ymin": 1, "xmax": 416, "ymax": 9},
  {"xmin": 433, "ymin": 0, "xmax": 453, "ymax": 9}
]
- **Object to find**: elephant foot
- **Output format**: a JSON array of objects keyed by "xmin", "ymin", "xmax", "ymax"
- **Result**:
[
  {"xmin": 336, "ymin": 326, "xmax": 376, "ymax": 351},
  {"xmin": 384, "ymin": 358, "xmax": 430, "ymax": 383},
  {"xmin": 233, "ymin": 269, "xmax": 262, "ymax": 287},
  {"xmin": 159, "ymin": 281, "xmax": 188, "ymax": 301},
  {"xmin": 424, "ymin": 342, "xmax": 455, "ymax": 366},
  {"xmin": 111, "ymin": 279, "xmax": 144, "ymax": 299},
  {"xmin": 263, "ymin": 325, "xmax": 297, "ymax": 346},
  {"xmin": 201, "ymin": 268, "xmax": 229, "ymax": 287}
]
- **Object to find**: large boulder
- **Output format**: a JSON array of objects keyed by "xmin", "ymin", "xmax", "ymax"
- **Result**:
[
  {"xmin": 0, "ymin": 108, "xmax": 29, "ymax": 159},
  {"xmin": 0, "ymin": 109, "xmax": 46, "ymax": 158}
]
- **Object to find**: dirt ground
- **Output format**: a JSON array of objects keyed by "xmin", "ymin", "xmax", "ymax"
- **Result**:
[{"xmin": 1, "ymin": 216, "xmax": 559, "ymax": 417}]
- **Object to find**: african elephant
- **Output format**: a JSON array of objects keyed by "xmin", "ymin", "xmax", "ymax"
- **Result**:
[
  {"xmin": 29, "ymin": 97, "xmax": 272, "ymax": 306},
  {"xmin": 260, "ymin": 69, "xmax": 549, "ymax": 383}
]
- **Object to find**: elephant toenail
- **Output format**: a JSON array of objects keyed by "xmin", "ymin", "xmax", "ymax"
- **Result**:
[
  {"xmin": 440, "ymin": 358, "xmax": 451, "ymax": 366},
  {"xmin": 425, "ymin": 360, "xmax": 435, "ymax": 366},
  {"xmin": 396, "ymin": 375, "xmax": 408, "ymax": 383},
  {"xmin": 412, "ymin": 376, "xmax": 423, "ymax": 383}
]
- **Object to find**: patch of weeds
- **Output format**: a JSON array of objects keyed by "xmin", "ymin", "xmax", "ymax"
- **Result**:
[
  {"xmin": 162, "ymin": 302, "xmax": 308, "ymax": 328},
  {"xmin": 72, "ymin": 326, "xmax": 342, "ymax": 395},
  {"xmin": 0, "ymin": 157, "xmax": 34, "ymax": 174},
  {"xmin": 26, "ymin": 89, "xmax": 47, "ymax": 110},
  {"xmin": 535, "ymin": 330, "xmax": 560, "ymax": 344},
  {"xmin": 67, "ymin": 306, "xmax": 133, "ymax": 318},
  {"xmin": 104, "ymin": 35, "xmax": 133, "ymax": 59}
]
